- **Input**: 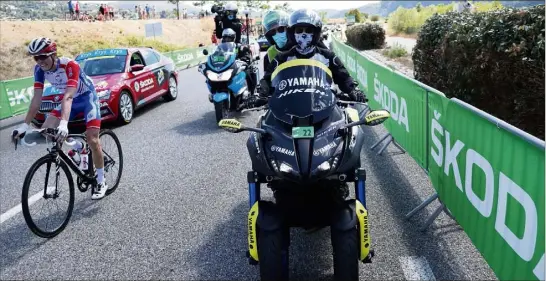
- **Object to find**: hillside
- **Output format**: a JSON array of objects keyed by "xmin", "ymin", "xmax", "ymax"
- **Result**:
[
  {"xmin": 0, "ymin": 18, "xmax": 215, "ymax": 80},
  {"xmin": 324, "ymin": 0, "xmax": 545, "ymax": 18}
]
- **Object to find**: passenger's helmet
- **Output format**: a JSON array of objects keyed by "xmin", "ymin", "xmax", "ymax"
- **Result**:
[
  {"xmin": 262, "ymin": 10, "xmax": 289, "ymax": 45},
  {"xmin": 27, "ymin": 37, "xmax": 57, "ymax": 56}
]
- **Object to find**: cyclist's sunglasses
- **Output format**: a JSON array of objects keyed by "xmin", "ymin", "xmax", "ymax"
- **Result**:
[
  {"xmin": 294, "ymin": 26, "xmax": 315, "ymax": 34},
  {"xmin": 266, "ymin": 26, "xmax": 286, "ymax": 36},
  {"xmin": 33, "ymin": 55, "xmax": 50, "ymax": 61}
]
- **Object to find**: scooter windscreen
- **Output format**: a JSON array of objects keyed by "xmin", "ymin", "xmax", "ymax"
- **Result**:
[
  {"xmin": 269, "ymin": 59, "xmax": 336, "ymax": 125},
  {"xmin": 208, "ymin": 42, "xmax": 237, "ymax": 69}
]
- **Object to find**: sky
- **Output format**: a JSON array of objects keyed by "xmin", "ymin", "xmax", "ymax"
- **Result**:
[
  {"xmin": 286, "ymin": 1, "xmax": 379, "ymax": 10},
  {"xmin": 80, "ymin": 1, "xmax": 379, "ymax": 11}
]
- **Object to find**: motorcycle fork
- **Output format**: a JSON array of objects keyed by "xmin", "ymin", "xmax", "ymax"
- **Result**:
[
  {"xmin": 355, "ymin": 168, "xmax": 374, "ymax": 263},
  {"xmin": 247, "ymin": 171, "xmax": 260, "ymax": 265}
]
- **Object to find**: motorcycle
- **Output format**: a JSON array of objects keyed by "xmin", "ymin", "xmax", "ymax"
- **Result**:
[
  {"xmin": 199, "ymin": 42, "xmax": 259, "ymax": 123},
  {"xmin": 217, "ymin": 58, "xmax": 391, "ymax": 281}
]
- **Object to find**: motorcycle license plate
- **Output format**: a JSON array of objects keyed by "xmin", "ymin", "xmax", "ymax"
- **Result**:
[
  {"xmin": 212, "ymin": 55, "xmax": 225, "ymax": 62},
  {"xmin": 292, "ymin": 126, "xmax": 314, "ymax": 139}
]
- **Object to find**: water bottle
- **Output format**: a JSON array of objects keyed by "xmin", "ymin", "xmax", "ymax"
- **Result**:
[
  {"xmin": 68, "ymin": 149, "xmax": 81, "ymax": 166},
  {"xmin": 80, "ymin": 149, "xmax": 89, "ymax": 171}
]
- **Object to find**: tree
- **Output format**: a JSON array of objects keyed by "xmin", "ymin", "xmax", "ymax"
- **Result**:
[
  {"xmin": 319, "ymin": 11, "xmax": 327, "ymax": 23},
  {"xmin": 167, "ymin": 0, "xmax": 181, "ymax": 19},
  {"xmin": 370, "ymin": 15, "xmax": 379, "ymax": 21},
  {"xmin": 345, "ymin": 8, "xmax": 362, "ymax": 23},
  {"xmin": 416, "ymin": 2, "xmax": 422, "ymax": 12}
]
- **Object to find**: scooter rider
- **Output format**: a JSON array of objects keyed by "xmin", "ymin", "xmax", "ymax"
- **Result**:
[
  {"xmin": 213, "ymin": 2, "xmax": 243, "ymax": 44},
  {"xmin": 247, "ymin": 9, "xmax": 367, "ymax": 108},
  {"xmin": 221, "ymin": 28, "xmax": 257, "ymax": 95}
]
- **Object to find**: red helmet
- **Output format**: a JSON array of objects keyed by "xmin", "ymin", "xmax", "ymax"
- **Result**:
[{"xmin": 27, "ymin": 37, "xmax": 57, "ymax": 56}]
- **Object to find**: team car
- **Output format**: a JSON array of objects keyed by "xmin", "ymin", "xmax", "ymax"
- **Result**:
[{"xmin": 33, "ymin": 47, "xmax": 179, "ymax": 128}]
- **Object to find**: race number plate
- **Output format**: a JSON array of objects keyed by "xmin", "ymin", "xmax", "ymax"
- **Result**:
[{"xmin": 292, "ymin": 126, "xmax": 314, "ymax": 139}]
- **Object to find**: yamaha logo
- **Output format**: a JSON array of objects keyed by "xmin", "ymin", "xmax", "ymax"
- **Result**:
[{"xmin": 278, "ymin": 80, "xmax": 287, "ymax": 90}]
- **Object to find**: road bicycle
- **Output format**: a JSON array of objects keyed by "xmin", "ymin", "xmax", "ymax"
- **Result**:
[{"xmin": 13, "ymin": 127, "xmax": 123, "ymax": 238}]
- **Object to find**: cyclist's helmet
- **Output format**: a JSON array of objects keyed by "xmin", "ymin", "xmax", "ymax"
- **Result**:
[
  {"xmin": 222, "ymin": 28, "xmax": 236, "ymax": 43},
  {"xmin": 224, "ymin": 2, "xmax": 238, "ymax": 20},
  {"xmin": 262, "ymin": 10, "xmax": 289, "ymax": 45},
  {"xmin": 27, "ymin": 37, "xmax": 57, "ymax": 56},
  {"xmin": 288, "ymin": 9, "xmax": 323, "ymax": 51}
]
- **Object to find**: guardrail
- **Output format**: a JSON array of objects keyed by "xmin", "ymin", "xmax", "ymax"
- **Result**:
[
  {"xmin": 0, "ymin": 45, "xmax": 214, "ymax": 120},
  {"xmin": 330, "ymin": 35, "xmax": 544, "ymax": 281}
]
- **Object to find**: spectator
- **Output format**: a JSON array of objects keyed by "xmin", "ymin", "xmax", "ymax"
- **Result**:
[
  {"xmin": 211, "ymin": 29, "xmax": 218, "ymax": 44},
  {"xmin": 145, "ymin": 4, "xmax": 150, "ymax": 19},
  {"xmin": 103, "ymin": 4, "xmax": 109, "ymax": 20},
  {"xmin": 68, "ymin": 0, "xmax": 74, "ymax": 20},
  {"xmin": 99, "ymin": 4, "xmax": 104, "ymax": 20},
  {"xmin": 109, "ymin": 5, "xmax": 114, "ymax": 20},
  {"xmin": 74, "ymin": 1, "xmax": 80, "ymax": 20},
  {"xmin": 152, "ymin": 5, "xmax": 156, "ymax": 19}
]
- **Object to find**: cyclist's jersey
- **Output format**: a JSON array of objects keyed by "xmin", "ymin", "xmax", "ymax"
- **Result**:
[{"xmin": 33, "ymin": 57, "xmax": 95, "ymax": 98}]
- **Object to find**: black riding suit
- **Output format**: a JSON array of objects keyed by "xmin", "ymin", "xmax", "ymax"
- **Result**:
[{"xmin": 215, "ymin": 16, "xmax": 243, "ymax": 44}]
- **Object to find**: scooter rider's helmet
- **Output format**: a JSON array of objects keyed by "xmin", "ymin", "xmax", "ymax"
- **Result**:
[
  {"xmin": 262, "ymin": 10, "xmax": 289, "ymax": 46},
  {"xmin": 28, "ymin": 37, "xmax": 57, "ymax": 56},
  {"xmin": 224, "ymin": 2, "xmax": 238, "ymax": 20},
  {"xmin": 222, "ymin": 28, "xmax": 236, "ymax": 43},
  {"xmin": 287, "ymin": 9, "xmax": 323, "ymax": 53}
]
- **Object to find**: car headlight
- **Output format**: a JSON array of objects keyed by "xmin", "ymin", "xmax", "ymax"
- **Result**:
[
  {"xmin": 206, "ymin": 69, "xmax": 233, "ymax": 81},
  {"xmin": 97, "ymin": 90, "xmax": 111, "ymax": 99}
]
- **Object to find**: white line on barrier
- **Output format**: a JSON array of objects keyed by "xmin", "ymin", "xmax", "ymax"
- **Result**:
[
  {"xmin": 0, "ymin": 192, "xmax": 43, "ymax": 224},
  {"xmin": 399, "ymin": 256, "xmax": 437, "ymax": 281},
  {"xmin": 533, "ymin": 254, "xmax": 544, "ymax": 281}
]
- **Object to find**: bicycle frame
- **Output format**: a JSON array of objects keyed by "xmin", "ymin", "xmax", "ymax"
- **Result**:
[{"xmin": 48, "ymin": 135, "xmax": 97, "ymax": 186}]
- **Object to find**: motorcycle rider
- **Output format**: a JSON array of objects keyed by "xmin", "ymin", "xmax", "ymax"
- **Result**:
[
  {"xmin": 247, "ymin": 9, "xmax": 367, "ymax": 109},
  {"xmin": 221, "ymin": 28, "xmax": 257, "ymax": 95},
  {"xmin": 214, "ymin": 2, "xmax": 243, "ymax": 44}
]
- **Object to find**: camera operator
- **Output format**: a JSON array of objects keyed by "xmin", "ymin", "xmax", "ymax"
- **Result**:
[{"xmin": 213, "ymin": 3, "xmax": 243, "ymax": 44}]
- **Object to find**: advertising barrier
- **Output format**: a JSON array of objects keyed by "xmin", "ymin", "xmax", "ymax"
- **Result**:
[
  {"xmin": 0, "ymin": 45, "xmax": 214, "ymax": 120},
  {"xmin": 331, "ymin": 35, "xmax": 545, "ymax": 281}
]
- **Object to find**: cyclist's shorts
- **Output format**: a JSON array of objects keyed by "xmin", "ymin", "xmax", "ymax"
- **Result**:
[{"xmin": 50, "ymin": 90, "xmax": 101, "ymax": 129}]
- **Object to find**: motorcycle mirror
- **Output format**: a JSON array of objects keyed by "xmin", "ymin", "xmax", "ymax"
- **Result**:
[
  {"xmin": 202, "ymin": 49, "xmax": 209, "ymax": 56},
  {"xmin": 218, "ymin": 119, "xmax": 267, "ymax": 134},
  {"xmin": 341, "ymin": 109, "xmax": 391, "ymax": 129}
]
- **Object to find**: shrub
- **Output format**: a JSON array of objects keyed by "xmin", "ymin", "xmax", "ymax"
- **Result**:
[
  {"xmin": 370, "ymin": 15, "xmax": 380, "ymax": 22},
  {"xmin": 413, "ymin": 5, "xmax": 545, "ymax": 139},
  {"xmin": 383, "ymin": 43, "xmax": 408, "ymax": 58},
  {"xmin": 345, "ymin": 23, "xmax": 386, "ymax": 50}
]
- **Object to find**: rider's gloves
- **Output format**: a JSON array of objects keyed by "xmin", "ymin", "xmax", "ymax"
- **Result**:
[
  {"xmin": 257, "ymin": 80, "xmax": 270, "ymax": 98},
  {"xmin": 349, "ymin": 88, "xmax": 368, "ymax": 103},
  {"xmin": 12, "ymin": 122, "xmax": 30, "ymax": 140},
  {"xmin": 56, "ymin": 120, "xmax": 69, "ymax": 140}
]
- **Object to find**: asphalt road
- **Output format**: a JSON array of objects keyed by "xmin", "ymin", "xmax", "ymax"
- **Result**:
[{"xmin": 0, "ymin": 54, "xmax": 497, "ymax": 280}]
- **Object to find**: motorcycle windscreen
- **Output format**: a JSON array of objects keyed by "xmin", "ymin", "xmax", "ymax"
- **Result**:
[
  {"xmin": 269, "ymin": 59, "xmax": 336, "ymax": 125},
  {"xmin": 209, "ymin": 42, "xmax": 237, "ymax": 68}
]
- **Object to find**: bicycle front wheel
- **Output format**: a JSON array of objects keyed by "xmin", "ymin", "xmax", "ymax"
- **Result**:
[
  {"xmin": 99, "ymin": 129, "xmax": 123, "ymax": 195},
  {"xmin": 21, "ymin": 155, "xmax": 75, "ymax": 238}
]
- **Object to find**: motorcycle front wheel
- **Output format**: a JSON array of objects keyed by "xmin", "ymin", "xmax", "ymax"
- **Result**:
[{"xmin": 214, "ymin": 100, "xmax": 229, "ymax": 123}]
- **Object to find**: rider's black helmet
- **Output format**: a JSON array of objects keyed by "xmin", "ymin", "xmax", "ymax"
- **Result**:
[
  {"xmin": 222, "ymin": 28, "xmax": 236, "ymax": 43},
  {"xmin": 287, "ymin": 9, "xmax": 323, "ymax": 48}
]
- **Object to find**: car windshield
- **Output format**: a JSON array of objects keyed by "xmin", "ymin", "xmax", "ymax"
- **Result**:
[
  {"xmin": 269, "ymin": 60, "xmax": 336, "ymax": 125},
  {"xmin": 77, "ymin": 55, "xmax": 127, "ymax": 76},
  {"xmin": 208, "ymin": 42, "xmax": 236, "ymax": 68}
]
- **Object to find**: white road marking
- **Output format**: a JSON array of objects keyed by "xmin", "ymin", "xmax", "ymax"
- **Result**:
[
  {"xmin": 399, "ymin": 256, "xmax": 437, "ymax": 281},
  {"xmin": 0, "ymin": 191, "xmax": 44, "ymax": 224}
]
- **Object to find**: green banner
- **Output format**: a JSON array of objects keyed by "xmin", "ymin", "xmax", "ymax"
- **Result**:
[
  {"xmin": 0, "ymin": 46, "xmax": 213, "ymax": 120},
  {"xmin": 332, "ymin": 36, "xmax": 427, "ymax": 168},
  {"xmin": 428, "ymin": 92, "xmax": 545, "ymax": 281}
]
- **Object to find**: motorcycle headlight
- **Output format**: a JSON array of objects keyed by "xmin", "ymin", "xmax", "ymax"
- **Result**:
[
  {"xmin": 206, "ymin": 69, "xmax": 233, "ymax": 81},
  {"xmin": 97, "ymin": 90, "xmax": 111, "ymax": 100}
]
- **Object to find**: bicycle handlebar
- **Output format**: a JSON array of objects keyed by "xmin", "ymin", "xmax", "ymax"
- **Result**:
[{"xmin": 15, "ymin": 128, "xmax": 77, "ymax": 149}]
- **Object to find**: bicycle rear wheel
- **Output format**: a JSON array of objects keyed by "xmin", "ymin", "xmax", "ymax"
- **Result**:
[
  {"xmin": 99, "ymin": 129, "xmax": 123, "ymax": 195},
  {"xmin": 21, "ymin": 155, "xmax": 75, "ymax": 238}
]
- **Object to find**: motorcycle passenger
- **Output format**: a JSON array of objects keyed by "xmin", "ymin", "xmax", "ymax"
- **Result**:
[
  {"xmin": 221, "ymin": 28, "xmax": 257, "ymax": 95},
  {"xmin": 214, "ymin": 2, "xmax": 243, "ymax": 44},
  {"xmin": 248, "ymin": 9, "xmax": 367, "ymax": 109},
  {"xmin": 12, "ymin": 37, "xmax": 109, "ymax": 200},
  {"xmin": 261, "ymin": 10, "xmax": 291, "ymax": 72}
]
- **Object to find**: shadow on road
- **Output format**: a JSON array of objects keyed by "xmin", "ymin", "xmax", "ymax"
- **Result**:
[
  {"xmin": 172, "ymin": 111, "xmax": 223, "ymax": 136},
  {"xmin": 0, "ymin": 198, "xmax": 100, "ymax": 270},
  {"xmin": 185, "ymin": 201, "xmax": 338, "ymax": 281},
  {"xmin": 359, "ymin": 125, "xmax": 467, "ymax": 279}
]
